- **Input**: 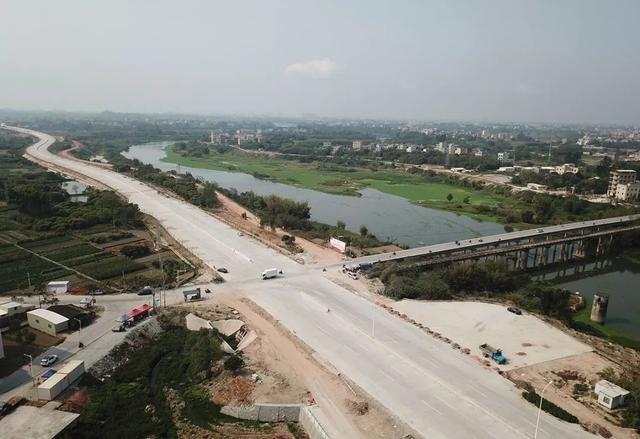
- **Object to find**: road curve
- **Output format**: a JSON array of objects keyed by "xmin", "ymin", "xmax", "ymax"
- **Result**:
[{"xmin": 3, "ymin": 124, "xmax": 592, "ymax": 439}]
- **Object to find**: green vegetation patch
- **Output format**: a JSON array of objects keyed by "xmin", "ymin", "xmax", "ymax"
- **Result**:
[
  {"xmin": 522, "ymin": 391, "xmax": 579, "ymax": 424},
  {"xmin": 75, "ymin": 326, "xmax": 255, "ymax": 438},
  {"xmin": 42, "ymin": 243, "xmax": 102, "ymax": 262},
  {"xmin": 74, "ymin": 255, "xmax": 145, "ymax": 280}
]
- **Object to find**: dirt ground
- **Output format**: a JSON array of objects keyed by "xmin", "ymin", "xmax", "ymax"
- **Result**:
[
  {"xmin": 212, "ymin": 192, "xmax": 343, "ymax": 267},
  {"xmin": 507, "ymin": 352, "xmax": 638, "ymax": 438}
]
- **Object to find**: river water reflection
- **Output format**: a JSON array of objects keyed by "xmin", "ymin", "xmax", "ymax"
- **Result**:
[{"xmin": 123, "ymin": 142, "xmax": 504, "ymax": 247}]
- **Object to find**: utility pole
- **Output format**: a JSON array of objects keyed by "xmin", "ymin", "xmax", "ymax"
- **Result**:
[
  {"xmin": 74, "ymin": 318, "xmax": 82, "ymax": 347},
  {"xmin": 534, "ymin": 381, "xmax": 554, "ymax": 439},
  {"xmin": 27, "ymin": 272, "xmax": 32, "ymax": 290},
  {"xmin": 24, "ymin": 354, "xmax": 35, "ymax": 388}
]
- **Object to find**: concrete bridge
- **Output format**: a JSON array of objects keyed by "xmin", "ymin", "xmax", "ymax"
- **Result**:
[{"xmin": 340, "ymin": 214, "xmax": 640, "ymax": 269}]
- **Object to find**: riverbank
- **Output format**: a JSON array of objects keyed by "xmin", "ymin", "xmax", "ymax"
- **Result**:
[{"xmin": 162, "ymin": 146, "xmax": 507, "ymax": 223}]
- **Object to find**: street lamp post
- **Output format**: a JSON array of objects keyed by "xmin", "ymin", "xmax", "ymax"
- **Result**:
[
  {"xmin": 534, "ymin": 380, "xmax": 554, "ymax": 439},
  {"xmin": 73, "ymin": 318, "xmax": 82, "ymax": 348},
  {"xmin": 23, "ymin": 354, "xmax": 35, "ymax": 387}
]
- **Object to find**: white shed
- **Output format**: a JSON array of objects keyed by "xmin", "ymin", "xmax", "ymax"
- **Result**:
[
  {"xmin": 36, "ymin": 360, "xmax": 85, "ymax": 401},
  {"xmin": 594, "ymin": 380, "xmax": 630, "ymax": 409},
  {"xmin": 46, "ymin": 281, "xmax": 70, "ymax": 294},
  {"xmin": 27, "ymin": 309, "xmax": 69, "ymax": 336},
  {"xmin": 37, "ymin": 371, "xmax": 69, "ymax": 401}
]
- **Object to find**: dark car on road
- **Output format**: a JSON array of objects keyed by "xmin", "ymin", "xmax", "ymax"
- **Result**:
[
  {"xmin": 507, "ymin": 306, "xmax": 522, "ymax": 315},
  {"xmin": 217, "ymin": 267, "xmax": 228, "ymax": 273}
]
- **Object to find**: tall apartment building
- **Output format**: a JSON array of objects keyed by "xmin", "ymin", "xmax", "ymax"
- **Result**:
[{"xmin": 607, "ymin": 170, "xmax": 637, "ymax": 197}]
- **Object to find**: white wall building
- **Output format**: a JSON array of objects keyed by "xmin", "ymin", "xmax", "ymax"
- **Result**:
[
  {"xmin": 614, "ymin": 181, "xmax": 640, "ymax": 202},
  {"xmin": 46, "ymin": 281, "xmax": 70, "ymax": 294},
  {"xmin": 594, "ymin": 380, "xmax": 630, "ymax": 409},
  {"xmin": 27, "ymin": 309, "xmax": 69, "ymax": 336},
  {"xmin": 607, "ymin": 170, "xmax": 637, "ymax": 198}
]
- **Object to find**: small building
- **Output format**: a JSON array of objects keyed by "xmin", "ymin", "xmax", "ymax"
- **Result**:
[
  {"xmin": 27, "ymin": 309, "xmax": 69, "ymax": 336},
  {"xmin": 46, "ymin": 281, "xmax": 70, "ymax": 294},
  {"xmin": 594, "ymin": 380, "xmax": 630, "ymax": 409},
  {"xmin": 47, "ymin": 304, "xmax": 92, "ymax": 330},
  {"xmin": 0, "ymin": 301, "xmax": 35, "ymax": 328}
]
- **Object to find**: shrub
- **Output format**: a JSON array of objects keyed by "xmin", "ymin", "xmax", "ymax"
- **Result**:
[
  {"xmin": 522, "ymin": 391, "xmax": 579, "ymax": 424},
  {"xmin": 120, "ymin": 244, "xmax": 150, "ymax": 259},
  {"xmin": 223, "ymin": 355, "xmax": 244, "ymax": 372}
]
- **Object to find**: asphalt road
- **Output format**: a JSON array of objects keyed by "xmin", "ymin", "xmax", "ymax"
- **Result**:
[{"xmin": 2, "ymin": 124, "xmax": 591, "ymax": 438}]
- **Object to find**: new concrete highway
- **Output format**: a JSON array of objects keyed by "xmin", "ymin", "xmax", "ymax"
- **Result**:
[{"xmin": 3, "ymin": 124, "xmax": 591, "ymax": 438}]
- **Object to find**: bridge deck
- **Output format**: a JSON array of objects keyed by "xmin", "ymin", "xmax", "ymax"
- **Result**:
[{"xmin": 336, "ymin": 214, "xmax": 640, "ymax": 267}]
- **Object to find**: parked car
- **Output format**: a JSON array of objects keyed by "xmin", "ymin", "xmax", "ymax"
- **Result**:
[
  {"xmin": 137, "ymin": 286, "xmax": 153, "ymax": 296},
  {"xmin": 507, "ymin": 306, "xmax": 522, "ymax": 315},
  {"xmin": 111, "ymin": 325, "xmax": 126, "ymax": 332},
  {"xmin": 347, "ymin": 272, "xmax": 359, "ymax": 280},
  {"xmin": 217, "ymin": 267, "xmax": 228, "ymax": 273},
  {"xmin": 40, "ymin": 354, "xmax": 58, "ymax": 367}
]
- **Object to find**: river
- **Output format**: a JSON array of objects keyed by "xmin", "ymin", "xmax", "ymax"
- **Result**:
[
  {"xmin": 123, "ymin": 142, "xmax": 504, "ymax": 247},
  {"xmin": 123, "ymin": 142, "xmax": 640, "ymax": 341},
  {"xmin": 540, "ymin": 258, "xmax": 640, "ymax": 340}
]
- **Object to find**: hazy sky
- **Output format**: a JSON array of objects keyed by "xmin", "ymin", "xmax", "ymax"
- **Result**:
[{"xmin": 1, "ymin": 1, "xmax": 639, "ymax": 124}]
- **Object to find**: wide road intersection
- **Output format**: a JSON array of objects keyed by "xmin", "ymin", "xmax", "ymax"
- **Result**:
[{"xmin": 3, "ymin": 124, "xmax": 591, "ymax": 438}]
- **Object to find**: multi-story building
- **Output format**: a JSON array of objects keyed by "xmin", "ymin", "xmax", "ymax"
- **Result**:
[
  {"xmin": 607, "ymin": 170, "xmax": 637, "ymax": 198},
  {"xmin": 497, "ymin": 152, "xmax": 510, "ymax": 162},
  {"xmin": 615, "ymin": 181, "xmax": 640, "ymax": 202},
  {"xmin": 352, "ymin": 140, "xmax": 363, "ymax": 150}
]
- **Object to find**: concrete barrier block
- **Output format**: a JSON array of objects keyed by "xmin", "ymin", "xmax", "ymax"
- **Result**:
[
  {"xmin": 279, "ymin": 405, "xmax": 301, "ymax": 422},
  {"xmin": 258, "ymin": 405, "xmax": 279, "ymax": 422}
]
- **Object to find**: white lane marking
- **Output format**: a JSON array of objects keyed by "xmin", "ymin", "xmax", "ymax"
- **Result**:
[{"xmin": 420, "ymin": 399, "xmax": 443, "ymax": 415}]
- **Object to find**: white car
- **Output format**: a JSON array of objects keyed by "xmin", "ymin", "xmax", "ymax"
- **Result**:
[
  {"xmin": 40, "ymin": 354, "xmax": 58, "ymax": 367},
  {"xmin": 347, "ymin": 272, "xmax": 359, "ymax": 280}
]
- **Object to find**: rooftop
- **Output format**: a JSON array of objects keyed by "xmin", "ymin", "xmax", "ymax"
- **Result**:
[
  {"xmin": 27, "ymin": 308, "xmax": 69, "ymax": 325},
  {"xmin": 596, "ymin": 380, "xmax": 630, "ymax": 398},
  {"xmin": 0, "ymin": 405, "xmax": 79, "ymax": 439}
]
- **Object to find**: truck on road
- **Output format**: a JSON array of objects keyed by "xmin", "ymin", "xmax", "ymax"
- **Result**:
[
  {"xmin": 479, "ymin": 343, "xmax": 507, "ymax": 364},
  {"xmin": 261, "ymin": 268, "xmax": 281, "ymax": 280}
]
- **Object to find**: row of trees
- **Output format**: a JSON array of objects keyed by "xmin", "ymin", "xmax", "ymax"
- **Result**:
[{"xmin": 131, "ymin": 162, "xmax": 220, "ymax": 209}]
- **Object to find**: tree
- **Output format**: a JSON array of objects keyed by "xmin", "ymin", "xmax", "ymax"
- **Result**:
[
  {"xmin": 223, "ymin": 355, "xmax": 244, "ymax": 372},
  {"xmin": 463, "ymin": 196, "xmax": 470, "ymax": 204},
  {"xmin": 446, "ymin": 193, "xmax": 453, "ymax": 202},
  {"xmin": 359, "ymin": 225, "xmax": 368, "ymax": 237},
  {"xmin": 336, "ymin": 220, "xmax": 346, "ymax": 230}
]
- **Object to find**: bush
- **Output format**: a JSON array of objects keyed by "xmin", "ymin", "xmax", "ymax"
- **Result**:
[
  {"xmin": 522, "ymin": 391, "xmax": 579, "ymax": 423},
  {"xmin": 223, "ymin": 355, "xmax": 244, "ymax": 372},
  {"xmin": 120, "ymin": 244, "xmax": 151, "ymax": 259}
]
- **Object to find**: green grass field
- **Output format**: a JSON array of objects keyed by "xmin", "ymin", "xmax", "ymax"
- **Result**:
[{"xmin": 163, "ymin": 147, "xmax": 507, "ymax": 219}]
